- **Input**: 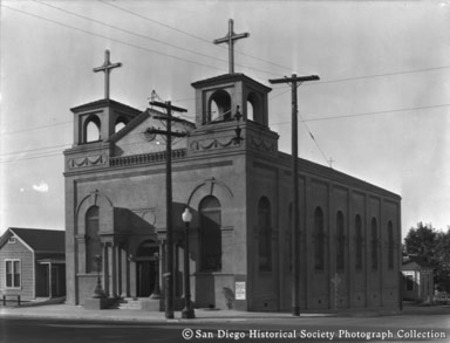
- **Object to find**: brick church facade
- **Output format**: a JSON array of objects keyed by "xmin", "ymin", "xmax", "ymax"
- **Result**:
[{"xmin": 64, "ymin": 50, "xmax": 401, "ymax": 311}]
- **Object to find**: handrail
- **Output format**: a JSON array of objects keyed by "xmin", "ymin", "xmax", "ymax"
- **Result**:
[{"xmin": 2, "ymin": 294, "xmax": 21, "ymax": 306}]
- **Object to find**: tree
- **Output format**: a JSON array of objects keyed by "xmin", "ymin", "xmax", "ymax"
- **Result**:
[
  {"xmin": 404, "ymin": 222, "xmax": 437, "ymax": 260},
  {"xmin": 404, "ymin": 223, "xmax": 450, "ymax": 292},
  {"xmin": 435, "ymin": 229, "xmax": 450, "ymax": 292}
]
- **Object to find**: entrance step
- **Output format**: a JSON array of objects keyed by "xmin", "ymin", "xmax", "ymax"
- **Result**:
[{"xmin": 117, "ymin": 298, "xmax": 143, "ymax": 310}]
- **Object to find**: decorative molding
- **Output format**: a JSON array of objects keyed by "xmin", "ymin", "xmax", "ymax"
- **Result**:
[
  {"xmin": 187, "ymin": 177, "xmax": 234, "ymax": 206},
  {"xmin": 110, "ymin": 149, "xmax": 186, "ymax": 167},
  {"xmin": 248, "ymin": 136, "xmax": 276, "ymax": 153},
  {"xmin": 190, "ymin": 137, "xmax": 236, "ymax": 151},
  {"xmin": 68, "ymin": 154, "xmax": 108, "ymax": 169}
]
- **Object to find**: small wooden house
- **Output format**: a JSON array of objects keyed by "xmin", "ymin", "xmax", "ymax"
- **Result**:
[
  {"xmin": 0, "ymin": 228, "xmax": 66, "ymax": 300},
  {"xmin": 402, "ymin": 257, "xmax": 434, "ymax": 304}
]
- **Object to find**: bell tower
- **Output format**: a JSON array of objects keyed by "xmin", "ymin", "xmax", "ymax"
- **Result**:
[
  {"xmin": 70, "ymin": 50, "xmax": 140, "ymax": 147},
  {"xmin": 187, "ymin": 19, "xmax": 279, "ymax": 156},
  {"xmin": 191, "ymin": 73, "xmax": 271, "ymax": 127}
]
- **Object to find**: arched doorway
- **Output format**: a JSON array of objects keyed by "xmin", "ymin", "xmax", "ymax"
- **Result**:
[{"xmin": 135, "ymin": 240, "xmax": 159, "ymax": 297}]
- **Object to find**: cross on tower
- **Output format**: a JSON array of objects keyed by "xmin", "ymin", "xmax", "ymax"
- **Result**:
[
  {"xmin": 93, "ymin": 50, "xmax": 122, "ymax": 99},
  {"xmin": 213, "ymin": 19, "xmax": 249, "ymax": 74}
]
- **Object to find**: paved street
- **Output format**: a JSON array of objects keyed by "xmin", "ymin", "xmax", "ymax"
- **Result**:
[{"xmin": 0, "ymin": 304, "xmax": 449, "ymax": 343}]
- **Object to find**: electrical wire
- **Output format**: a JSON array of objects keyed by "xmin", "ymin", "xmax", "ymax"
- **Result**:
[
  {"xmin": 30, "ymin": 0, "xmax": 282, "ymax": 77},
  {"xmin": 2, "ymin": 5, "xmax": 226, "ymax": 72},
  {"xmin": 97, "ymin": 0, "xmax": 295, "ymax": 73},
  {"xmin": 1, "ymin": 121, "xmax": 72, "ymax": 136}
]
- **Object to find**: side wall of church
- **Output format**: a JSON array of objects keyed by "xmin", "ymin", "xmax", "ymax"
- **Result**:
[{"xmin": 245, "ymin": 154, "xmax": 401, "ymax": 312}]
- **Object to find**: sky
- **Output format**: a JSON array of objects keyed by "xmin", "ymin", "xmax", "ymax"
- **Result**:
[{"xmin": 1, "ymin": 0, "xmax": 449, "ymax": 238}]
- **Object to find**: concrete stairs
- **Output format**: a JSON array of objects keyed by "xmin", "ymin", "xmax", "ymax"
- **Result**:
[{"xmin": 116, "ymin": 298, "xmax": 143, "ymax": 310}]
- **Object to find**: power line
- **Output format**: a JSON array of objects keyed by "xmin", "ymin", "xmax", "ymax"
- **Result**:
[
  {"xmin": 2, "ymin": 5, "xmax": 224, "ymax": 72},
  {"xmin": 269, "ymin": 103, "xmax": 450, "ymax": 126},
  {"xmin": 298, "ymin": 115, "xmax": 329, "ymax": 166},
  {"xmin": 4, "ymin": 102, "xmax": 449, "ymax": 164},
  {"xmin": 303, "ymin": 103, "xmax": 450, "ymax": 123},
  {"xmin": 0, "ymin": 143, "xmax": 71, "ymax": 158},
  {"xmin": 33, "ymin": 0, "xmax": 274, "ymax": 76},
  {"xmin": 97, "ymin": 0, "xmax": 295, "ymax": 73},
  {"xmin": 270, "ymin": 65, "xmax": 450, "ymax": 91},
  {"xmin": 1, "ymin": 121, "xmax": 71, "ymax": 136},
  {"xmin": 312, "ymin": 66, "xmax": 450, "ymax": 86},
  {"xmin": 30, "ymin": 0, "xmax": 282, "ymax": 77},
  {"xmin": 0, "ymin": 151, "xmax": 63, "ymax": 164},
  {"xmin": 5, "ymin": 4, "xmax": 448, "ymax": 104}
]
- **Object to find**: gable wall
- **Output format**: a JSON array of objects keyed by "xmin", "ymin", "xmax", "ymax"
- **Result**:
[{"xmin": 0, "ymin": 238, "xmax": 34, "ymax": 299}]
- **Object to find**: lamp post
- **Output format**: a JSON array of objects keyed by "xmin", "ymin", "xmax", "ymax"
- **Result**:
[
  {"xmin": 181, "ymin": 207, "xmax": 195, "ymax": 319},
  {"xmin": 150, "ymin": 252, "xmax": 161, "ymax": 299},
  {"xmin": 92, "ymin": 254, "xmax": 106, "ymax": 298}
]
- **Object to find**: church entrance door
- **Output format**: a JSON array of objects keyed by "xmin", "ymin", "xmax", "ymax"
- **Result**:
[
  {"xmin": 135, "ymin": 240, "xmax": 158, "ymax": 297},
  {"xmin": 136, "ymin": 261, "xmax": 155, "ymax": 297}
]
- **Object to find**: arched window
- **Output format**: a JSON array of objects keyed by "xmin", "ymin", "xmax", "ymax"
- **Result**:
[
  {"xmin": 84, "ymin": 115, "xmax": 101, "ymax": 143},
  {"xmin": 336, "ymin": 211, "xmax": 345, "ymax": 271},
  {"xmin": 85, "ymin": 206, "xmax": 101, "ymax": 273},
  {"xmin": 208, "ymin": 90, "xmax": 231, "ymax": 123},
  {"xmin": 314, "ymin": 207, "xmax": 325, "ymax": 271},
  {"xmin": 355, "ymin": 215, "xmax": 363, "ymax": 270},
  {"xmin": 258, "ymin": 197, "xmax": 272, "ymax": 271},
  {"xmin": 388, "ymin": 221, "xmax": 394, "ymax": 270},
  {"xmin": 371, "ymin": 218, "xmax": 378, "ymax": 270},
  {"xmin": 199, "ymin": 196, "xmax": 222, "ymax": 271}
]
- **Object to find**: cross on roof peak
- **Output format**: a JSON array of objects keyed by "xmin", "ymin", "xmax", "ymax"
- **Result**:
[
  {"xmin": 93, "ymin": 50, "xmax": 122, "ymax": 100},
  {"xmin": 213, "ymin": 19, "xmax": 250, "ymax": 74}
]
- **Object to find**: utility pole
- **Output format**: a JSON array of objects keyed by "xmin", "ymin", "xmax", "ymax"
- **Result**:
[
  {"xmin": 147, "ymin": 100, "xmax": 188, "ymax": 319},
  {"xmin": 269, "ymin": 74, "xmax": 320, "ymax": 316}
]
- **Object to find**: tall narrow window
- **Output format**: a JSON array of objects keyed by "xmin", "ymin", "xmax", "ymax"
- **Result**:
[
  {"xmin": 314, "ymin": 207, "xmax": 325, "ymax": 271},
  {"xmin": 388, "ymin": 221, "xmax": 394, "ymax": 270},
  {"xmin": 336, "ymin": 211, "xmax": 345, "ymax": 271},
  {"xmin": 371, "ymin": 218, "xmax": 378, "ymax": 270},
  {"xmin": 355, "ymin": 215, "xmax": 363, "ymax": 270},
  {"xmin": 86, "ymin": 206, "xmax": 101, "ymax": 273},
  {"xmin": 199, "ymin": 196, "xmax": 222, "ymax": 271},
  {"xmin": 258, "ymin": 197, "xmax": 272, "ymax": 271},
  {"xmin": 5, "ymin": 260, "xmax": 21, "ymax": 288}
]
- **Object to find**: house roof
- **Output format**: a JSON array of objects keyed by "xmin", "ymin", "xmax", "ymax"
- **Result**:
[
  {"xmin": 3, "ymin": 228, "xmax": 65, "ymax": 254},
  {"xmin": 402, "ymin": 257, "xmax": 433, "ymax": 270}
]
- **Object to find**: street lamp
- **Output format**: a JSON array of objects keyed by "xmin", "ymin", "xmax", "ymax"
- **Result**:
[
  {"xmin": 92, "ymin": 254, "xmax": 106, "ymax": 298},
  {"xmin": 150, "ymin": 252, "xmax": 161, "ymax": 299},
  {"xmin": 181, "ymin": 207, "xmax": 195, "ymax": 319}
]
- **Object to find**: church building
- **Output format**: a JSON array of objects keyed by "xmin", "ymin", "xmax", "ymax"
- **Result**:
[{"xmin": 64, "ymin": 21, "xmax": 401, "ymax": 312}]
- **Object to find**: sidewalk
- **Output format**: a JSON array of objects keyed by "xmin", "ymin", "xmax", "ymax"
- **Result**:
[
  {"xmin": 0, "ymin": 303, "xmax": 335, "ymax": 324},
  {"xmin": 0, "ymin": 302, "xmax": 447, "ymax": 324}
]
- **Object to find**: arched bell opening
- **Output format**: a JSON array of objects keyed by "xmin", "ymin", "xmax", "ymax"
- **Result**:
[
  {"xmin": 246, "ymin": 92, "xmax": 263, "ymax": 125},
  {"xmin": 84, "ymin": 115, "xmax": 101, "ymax": 143},
  {"xmin": 114, "ymin": 116, "xmax": 128, "ymax": 133},
  {"xmin": 207, "ymin": 90, "xmax": 232, "ymax": 123}
]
